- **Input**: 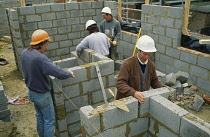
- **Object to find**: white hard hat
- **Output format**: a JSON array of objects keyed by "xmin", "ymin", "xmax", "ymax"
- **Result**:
[
  {"xmin": 85, "ymin": 20, "xmax": 96, "ymax": 29},
  {"xmin": 101, "ymin": 7, "xmax": 111, "ymax": 15},
  {"xmin": 136, "ymin": 35, "xmax": 157, "ymax": 52}
]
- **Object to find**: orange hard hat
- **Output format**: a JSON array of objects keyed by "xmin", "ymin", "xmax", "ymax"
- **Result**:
[{"xmin": 30, "ymin": 29, "xmax": 50, "ymax": 45}]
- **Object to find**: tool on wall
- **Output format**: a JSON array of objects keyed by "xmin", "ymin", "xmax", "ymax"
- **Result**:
[{"xmin": 132, "ymin": 28, "xmax": 142, "ymax": 56}]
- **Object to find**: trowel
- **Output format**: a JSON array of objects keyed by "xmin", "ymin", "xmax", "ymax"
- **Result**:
[{"xmin": 108, "ymin": 89, "xmax": 129, "ymax": 112}]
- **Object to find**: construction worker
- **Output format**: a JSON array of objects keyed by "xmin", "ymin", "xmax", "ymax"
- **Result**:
[
  {"xmin": 116, "ymin": 35, "xmax": 165, "ymax": 104},
  {"xmin": 100, "ymin": 7, "xmax": 121, "ymax": 60},
  {"xmin": 76, "ymin": 20, "xmax": 110, "ymax": 57},
  {"xmin": 21, "ymin": 29, "xmax": 74, "ymax": 137}
]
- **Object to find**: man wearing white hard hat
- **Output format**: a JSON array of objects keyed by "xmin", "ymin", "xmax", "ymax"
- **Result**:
[
  {"xmin": 76, "ymin": 20, "xmax": 110, "ymax": 57},
  {"xmin": 100, "ymin": 7, "xmax": 121, "ymax": 60},
  {"xmin": 116, "ymin": 35, "xmax": 165, "ymax": 104}
]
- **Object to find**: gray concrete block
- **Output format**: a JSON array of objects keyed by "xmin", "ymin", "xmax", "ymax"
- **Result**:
[
  {"xmin": 19, "ymin": 6, "xmax": 35, "ymax": 15},
  {"xmin": 173, "ymin": 59, "xmax": 189, "ymax": 72},
  {"xmin": 108, "ymin": 75, "xmax": 115, "ymax": 87},
  {"xmin": 102, "ymin": 97, "xmax": 138, "ymax": 130},
  {"xmin": 56, "ymin": 11, "xmax": 70, "ymax": 19},
  {"xmin": 65, "ymin": 95, "xmax": 88, "ymax": 112},
  {"xmin": 198, "ymin": 56, "xmax": 210, "ymax": 70},
  {"xmin": 140, "ymin": 87, "xmax": 172, "ymax": 115},
  {"xmin": 79, "ymin": 105, "xmax": 100, "ymax": 136},
  {"xmin": 59, "ymin": 40, "xmax": 72, "ymax": 48},
  {"xmin": 73, "ymin": 38, "xmax": 83, "ymax": 46},
  {"xmin": 180, "ymin": 113, "xmax": 210, "ymax": 137},
  {"xmin": 68, "ymin": 32, "xmax": 81, "ymax": 39},
  {"xmin": 171, "ymin": 80, "xmax": 182, "ymax": 89},
  {"xmin": 156, "ymin": 123, "xmax": 178, "ymax": 137},
  {"xmin": 168, "ymin": 7, "xmax": 184, "ymax": 19},
  {"xmin": 114, "ymin": 60, "xmax": 124, "ymax": 71},
  {"xmin": 53, "ymin": 93, "xmax": 65, "ymax": 106},
  {"xmin": 58, "ymin": 26, "xmax": 71, "ymax": 34},
  {"xmin": 150, "ymin": 95, "xmax": 189, "ymax": 133},
  {"xmin": 67, "ymin": 122, "xmax": 81, "ymax": 135},
  {"xmin": 66, "ymin": 110, "xmax": 80, "ymax": 124},
  {"xmin": 155, "ymin": 61, "xmax": 166, "ymax": 73},
  {"xmin": 159, "ymin": 54, "xmax": 173, "ymax": 66},
  {"xmin": 148, "ymin": 15, "xmax": 160, "ymax": 25},
  {"xmin": 175, "ymin": 71, "xmax": 189, "ymax": 83},
  {"xmin": 154, "ymin": 6, "xmax": 167, "ymax": 16},
  {"xmin": 141, "ymin": 22, "xmax": 153, "ymax": 32},
  {"xmin": 79, "ymin": 2, "xmax": 91, "ymax": 9},
  {"xmin": 166, "ymin": 28, "xmax": 182, "ymax": 39},
  {"xmin": 91, "ymin": 1, "xmax": 103, "ymax": 8},
  {"xmin": 42, "ymin": 13, "xmax": 56, "ymax": 20},
  {"xmin": 53, "ymin": 19, "xmax": 67, "ymax": 27},
  {"xmin": 153, "ymin": 25, "xmax": 165, "ymax": 35},
  {"xmin": 48, "ymin": 42, "xmax": 59, "ymax": 50},
  {"xmin": 70, "ymin": 10, "xmax": 83, "ymax": 17},
  {"xmin": 65, "ymin": 2, "xmax": 79, "ymax": 10},
  {"xmin": 80, "ymin": 16, "xmax": 91, "ymax": 24},
  {"xmin": 142, "ymin": 4, "xmax": 154, "ymax": 14},
  {"xmin": 57, "ymin": 119, "xmax": 67, "ymax": 132},
  {"xmin": 160, "ymin": 17, "xmax": 174, "ymax": 28},
  {"xmin": 172, "ymin": 39, "xmax": 181, "ymax": 48},
  {"xmin": 166, "ymin": 47, "xmax": 180, "ymax": 59},
  {"xmin": 159, "ymin": 36, "xmax": 172, "ymax": 47},
  {"xmin": 122, "ymin": 33, "xmax": 132, "ymax": 42},
  {"xmin": 63, "ymin": 84, "xmax": 80, "ymax": 99},
  {"xmin": 165, "ymin": 73, "xmax": 177, "ymax": 86},
  {"xmin": 67, "ymin": 18, "xmax": 80, "ymax": 25},
  {"xmin": 0, "ymin": 109, "xmax": 11, "ymax": 119},
  {"xmin": 180, "ymin": 51, "xmax": 197, "ymax": 65},
  {"xmin": 93, "ymin": 124, "xmax": 126, "ymax": 137},
  {"xmin": 188, "ymin": 94, "xmax": 204, "ymax": 112},
  {"xmin": 91, "ymin": 88, "xmax": 112, "ymax": 104},
  {"xmin": 38, "ymin": 21, "xmax": 53, "ymax": 29},
  {"xmin": 84, "ymin": 9, "xmax": 96, "ymax": 16},
  {"xmin": 190, "ymin": 65, "xmax": 208, "ymax": 80},
  {"xmin": 51, "ymin": 79, "xmax": 62, "ymax": 93},
  {"xmin": 174, "ymin": 18, "xmax": 183, "ymax": 29},
  {"xmin": 128, "ymin": 117, "xmax": 149, "ymax": 136},
  {"xmin": 51, "ymin": 3, "xmax": 65, "ymax": 11},
  {"xmin": 22, "ymin": 22, "xmax": 38, "ymax": 30},
  {"xmin": 35, "ymin": 5, "xmax": 51, "ymax": 13},
  {"xmin": 72, "ymin": 24, "xmax": 85, "ymax": 32},
  {"xmin": 26, "ymin": 14, "xmax": 41, "ymax": 22},
  {"xmin": 56, "ymin": 47, "xmax": 69, "ymax": 55}
]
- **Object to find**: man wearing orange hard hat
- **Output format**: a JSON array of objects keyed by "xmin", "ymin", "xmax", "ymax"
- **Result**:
[
  {"xmin": 116, "ymin": 35, "xmax": 165, "ymax": 104},
  {"xmin": 21, "ymin": 29, "xmax": 74, "ymax": 137}
]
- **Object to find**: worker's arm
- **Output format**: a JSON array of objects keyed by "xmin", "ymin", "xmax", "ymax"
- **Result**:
[
  {"xmin": 113, "ymin": 20, "xmax": 121, "ymax": 42},
  {"xmin": 76, "ymin": 37, "xmax": 89, "ymax": 57}
]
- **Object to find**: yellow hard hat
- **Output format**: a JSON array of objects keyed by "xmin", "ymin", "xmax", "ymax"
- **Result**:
[{"xmin": 30, "ymin": 29, "xmax": 50, "ymax": 45}]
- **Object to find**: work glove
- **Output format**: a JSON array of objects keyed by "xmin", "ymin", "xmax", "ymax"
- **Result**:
[
  {"xmin": 112, "ymin": 41, "xmax": 117, "ymax": 46},
  {"xmin": 108, "ymin": 38, "xmax": 112, "ymax": 43}
]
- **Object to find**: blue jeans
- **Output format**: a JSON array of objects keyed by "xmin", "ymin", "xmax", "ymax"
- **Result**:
[{"xmin": 29, "ymin": 90, "xmax": 55, "ymax": 137}]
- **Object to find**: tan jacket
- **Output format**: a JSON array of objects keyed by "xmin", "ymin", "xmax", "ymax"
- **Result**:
[{"xmin": 116, "ymin": 55, "xmax": 165, "ymax": 100}]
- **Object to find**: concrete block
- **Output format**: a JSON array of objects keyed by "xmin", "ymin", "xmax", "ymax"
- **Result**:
[
  {"xmin": 58, "ymin": 26, "xmax": 71, "ymax": 34},
  {"xmin": 19, "ymin": 6, "xmax": 35, "ymax": 15},
  {"xmin": 65, "ymin": 2, "xmax": 79, "ymax": 10},
  {"xmin": 22, "ymin": 22, "xmax": 38, "ymax": 31},
  {"xmin": 159, "ymin": 54, "xmax": 173, "ymax": 66},
  {"xmin": 171, "ymin": 80, "xmax": 182, "ymax": 89},
  {"xmin": 108, "ymin": 75, "xmax": 115, "ymax": 87},
  {"xmin": 168, "ymin": 7, "xmax": 184, "ymax": 19},
  {"xmin": 160, "ymin": 17, "xmax": 174, "ymax": 28},
  {"xmin": 128, "ymin": 117, "xmax": 149, "ymax": 136},
  {"xmin": 80, "ymin": 16, "xmax": 91, "ymax": 24},
  {"xmin": 150, "ymin": 95, "xmax": 189, "ymax": 133},
  {"xmin": 66, "ymin": 110, "xmax": 80, "ymax": 124},
  {"xmin": 173, "ymin": 59, "xmax": 189, "ymax": 72},
  {"xmin": 51, "ymin": 3, "xmax": 65, "ymax": 11},
  {"xmin": 56, "ymin": 47, "xmax": 69, "ymax": 55},
  {"xmin": 68, "ymin": 32, "xmax": 81, "ymax": 39},
  {"xmin": 59, "ymin": 40, "xmax": 72, "ymax": 48},
  {"xmin": 35, "ymin": 5, "xmax": 51, "ymax": 13},
  {"xmin": 166, "ymin": 47, "xmax": 180, "ymax": 59},
  {"xmin": 93, "ymin": 124, "xmax": 126, "ymax": 137},
  {"xmin": 140, "ymin": 87, "xmax": 172, "ymax": 115},
  {"xmin": 56, "ymin": 11, "xmax": 70, "ymax": 19},
  {"xmin": 38, "ymin": 21, "xmax": 53, "ymax": 29},
  {"xmin": 165, "ymin": 73, "xmax": 177, "ymax": 86},
  {"xmin": 70, "ymin": 10, "xmax": 83, "ymax": 17},
  {"xmin": 63, "ymin": 84, "xmax": 80, "ymax": 99},
  {"xmin": 67, "ymin": 18, "xmax": 80, "ymax": 25},
  {"xmin": 72, "ymin": 24, "xmax": 85, "ymax": 32},
  {"xmin": 153, "ymin": 25, "xmax": 165, "ymax": 35},
  {"xmin": 190, "ymin": 65, "xmax": 208, "ymax": 80},
  {"xmin": 0, "ymin": 109, "xmax": 11, "ymax": 119},
  {"xmin": 180, "ymin": 113, "xmax": 210, "ymax": 137},
  {"xmin": 79, "ymin": 2, "xmax": 91, "ymax": 9},
  {"xmin": 156, "ymin": 123, "xmax": 178, "ymax": 137},
  {"xmin": 102, "ymin": 97, "xmax": 138, "ymax": 130},
  {"xmin": 142, "ymin": 4, "xmax": 154, "ymax": 14},
  {"xmin": 61, "ymin": 66, "xmax": 88, "ymax": 86},
  {"xmin": 65, "ymin": 95, "xmax": 88, "ymax": 112},
  {"xmin": 198, "ymin": 56, "xmax": 210, "ymax": 70},
  {"xmin": 91, "ymin": 1, "xmax": 103, "ymax": 8},
  {"xmin": 84, "ymin": 9, "xmax": 95, "ymax": 16},
  {"xmin": 68, "ymin": 122, "xmax": 81, "ymax": 135},
  {"xmin": 141, "ymin": 22, "xmax": 153, "ymax": 32},
  {"xmin": 114, "ymin": 60, "xmax": 124, "ymax": 71},
  {"xmin": 57, "ymin": 119, "xmax": 67, "ymax": 132},
  {"xmin": 82, "ymin": 77, "xmax": 106, "ymax": 93},
  {"xmin": 91, "ymin": 88, "xmax": 113, "ymax": 104},
  {"xmin": 166, "ymin": 28, "xmax": 182, "ymax": 39},
  {"xmin": 175, "ymin": 71, "xmax": 189, "ymax": 83},
  {"xmin": 26, "ymin": 15, "xmax": 41, "ymax": 22},
  {"xmin": 180, "ymin": 51, "xmax": 197, "ymax": 65},
  {"xmin": 79, "ymin": 105, "xmax": 100, "ymax": 136},
  {"xmin": 42, "ymin": 13, "xmax": 56, "ymax": 20},
  {"xmin": 73, "ymin": 38, "xmax": 83, "ymax": 46},
  {"xmin": 159, "ymin": 36, "xmax": 172, "ymax": 47},
  {"xmin": 53, "ymin": 93, "xmax": 65, "ymax": 106},
  {"xmin": 174, "ymin": 18, "xmax": 183, "ymax": 29},
  {"xmin": 188, "ymin": 94, "xmax": 204, "ymax": 112},
  {"xmin": 148, "ymin": 15, "xmax": 160, "ymax": 25},
  {"xmin": 53, "ymin": 19, "xmax": 67, "ymax": 27},
  {"xmin": 154, "ymin": 6, "xmax": 167, "ymax": 16},
  {"xmin": 91, "ymin": 53, "xmax": 109, "ymax": 62},
  {"xmin": 51, "ymin": 79, "xmax": 62, "ymax": 93}
]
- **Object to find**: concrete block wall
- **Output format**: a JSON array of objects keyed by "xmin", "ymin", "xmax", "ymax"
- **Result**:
[
  {"xmin": 0, "ymin": 81, "xmax": 11, "ymax": 122},
  {"xmin": 80, "ymin": 88, "xmax": 210, "ymax": 137},
  {"xmin": 138, "ymin": 4, "xmax": 210, "ymax": 95},
  {"xmin": 0, "ymin": 0, "xmax": 21, "ymax": 37},
  {"xmin": 25, "ymin": 0, "xmax": 54, "ymax": 5},
  {"xmin": 6, "ymin": 1, "xmax": 117, "ymax": 77},
  {"xmin": 51, "ymin": 49, "xmax": 116, "ymax": 136}
]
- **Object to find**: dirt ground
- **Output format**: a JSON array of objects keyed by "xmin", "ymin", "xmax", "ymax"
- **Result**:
[{"xmin": 0, "ymin": 39, "xmax": 209, "ymax": 137}]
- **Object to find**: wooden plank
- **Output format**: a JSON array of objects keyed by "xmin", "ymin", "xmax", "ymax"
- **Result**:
[
  {"xmin": 182, "ymin": 0, "xmax": 190, "ymax": 36},
  {"xmin": 145, "ymin": 0, "xmax": 150, "ymax": 4},
  {"xmin": 20, "ymin": 0, "xmax": 25, "ymax": 7},
  {"xmin": 118, "ymin": 0, "xmax": 122, "ymax": 21},
  {"xmin": 199, "ymin": 39, "xmax": 210, "ymax": 44}
]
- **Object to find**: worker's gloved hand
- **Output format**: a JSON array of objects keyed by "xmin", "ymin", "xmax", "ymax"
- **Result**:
[
  {"xmin": 112, "ymin": 41, "xmax": 117, "ymax": 46},
  {"xmin": 108, "ymin": 38, "xmax": 112, "ymax": 43}
]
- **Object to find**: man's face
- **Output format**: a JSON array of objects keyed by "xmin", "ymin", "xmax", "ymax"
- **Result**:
[
  {"xmin": 40, "ymin": 41, "xmax": 49, "ymax": 53},
  {"xmin": 138, "ymin": 50, "xmax": 152, "ymax": 63},
  {"xmin": 102, "ymin": 14, "xmax": 109, "ymax": 20}
]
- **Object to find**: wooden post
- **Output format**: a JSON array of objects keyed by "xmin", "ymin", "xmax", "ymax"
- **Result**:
[
  {"xmin": 145, "ymin": 0, "xmax": 150, "ymax": 4},
  {"xmin": 118, "ymin": 0, "xmax": 122, "ymax": 21},
  {"xmin": 20, "ymin": 0, "xmax": 25, "ymax": 7},
  {"xmin": 182, "ymin": 0, "xmax": 190, "ymax": 36}
]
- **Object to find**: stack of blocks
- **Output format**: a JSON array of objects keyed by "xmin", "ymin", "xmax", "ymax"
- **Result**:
[
  {"xmin": 51, "ymin": 49, "xmax": 116, "ymax": 136},
  {"xmin": 80, "ymin": 87, "xmax": 210, "ymax": 137},
  {"xmin": 0, "ymin": 81, "xmax": 11, "ymax": 122}
]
